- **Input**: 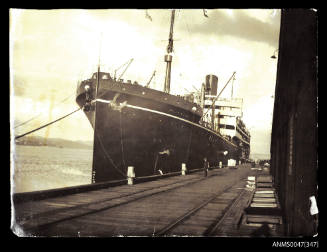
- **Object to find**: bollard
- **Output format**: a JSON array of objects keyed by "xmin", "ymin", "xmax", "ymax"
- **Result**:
[
  {"xmin": 246, "ymin": 176, "xmax": 256, "ymax": 188},
  {"xmin": 219, "ymin": 161, "xmax": 222, "ymax": 168},
  {"xmin": 228, "ymin": 159, "xmax": 236, "ymax": 167},
  {"xmin": 127, "ymin": 166, "xmax": 135, "ymax": 185},
  {"xmin": 181, "ymin": 163, "xmax": 187, "ymax": 176},
  {"xmin": 203, "ymin": 158, "xmax": 209, "ymax": 177}
]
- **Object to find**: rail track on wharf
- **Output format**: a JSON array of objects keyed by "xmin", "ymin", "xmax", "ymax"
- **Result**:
[{"xmin": 13, "ymin": 164, "xmax": 254, "ymax": 237}]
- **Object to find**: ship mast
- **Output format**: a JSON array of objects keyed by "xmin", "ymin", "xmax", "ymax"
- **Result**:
[
  {"xmin": 164, "ymin": 9, "xmax": 176, "ymax": 93},
  {"xmin": 96, "ymin": 33, "xmax": 103, "ymax": 98}
]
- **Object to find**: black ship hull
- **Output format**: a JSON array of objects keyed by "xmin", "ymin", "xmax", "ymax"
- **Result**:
[{"xmin": 76, "ymin": 75, "xmax": 241, "ymax": 183}]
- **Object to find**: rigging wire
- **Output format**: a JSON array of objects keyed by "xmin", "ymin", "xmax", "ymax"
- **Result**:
[
  {"xmin": 149, "ymin": 57, "xmax": 163, "ymax": 89},
  {"xmin": 201, "ymin": 72, "xmax": 236, "ymax": 121},
  {"xmin": 146, "ymin": 10, "xmax": 175, "ymax": 91},
  {"xmin": 181, "ymin": 11, "xmax": 192, "ymax": 41}
]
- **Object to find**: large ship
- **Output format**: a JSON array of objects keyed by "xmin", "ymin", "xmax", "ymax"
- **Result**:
[{"xmin": 76, "ymin": 10, "xmax": 251, "ymax": 183}]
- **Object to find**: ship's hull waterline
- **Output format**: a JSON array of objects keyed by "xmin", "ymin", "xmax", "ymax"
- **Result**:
[{"xmin": 76, "ymin": 79, "xmax": 241, "ymax": 183}]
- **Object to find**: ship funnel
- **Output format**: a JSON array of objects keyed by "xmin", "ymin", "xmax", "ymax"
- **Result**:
[{"xmin": 205, "ymin": 75, "xmax": 218, "ymax": 96}]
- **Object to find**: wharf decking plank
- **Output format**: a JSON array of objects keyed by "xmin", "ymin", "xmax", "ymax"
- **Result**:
[
  {"xmin": 254, "ymin": 193, "xmax": 275, "ymax": 198},
  {"xmin": 14, "ymin": 166, "xmax": 257, "ymax": 237},
  {"xmin": 250, "ymin": 203, "xmax": 278, "ymax": 208},
  {"xmin": 246, "ymin": 216, "xmax": 282, "ymax": 224}
]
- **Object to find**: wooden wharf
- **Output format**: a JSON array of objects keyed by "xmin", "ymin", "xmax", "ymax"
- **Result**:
[{"xmin": 12, "ymin": 164, "xmax": 284, "ymax": 237}]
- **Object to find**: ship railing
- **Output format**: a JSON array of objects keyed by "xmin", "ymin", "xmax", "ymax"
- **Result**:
[
  {"xmin": 217, "ymin": 97, "xmax": 243, "ymax": 102},
  {"xmin": 200, "ymin": 120, "xmax": 215, "ymax": 131},
  {"xmin": 236, "ymin": 124, "xmax": 250, "ymax": 139}
]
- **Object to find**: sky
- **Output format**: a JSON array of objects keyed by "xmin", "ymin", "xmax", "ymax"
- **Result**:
[{"xmin": 10, "ymin": 9, "xmax": 281, "ymax": 156}]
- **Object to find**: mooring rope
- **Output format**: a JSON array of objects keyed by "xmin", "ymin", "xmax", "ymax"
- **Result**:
[
  {"xmin": 185, "ymin": 113, "xmax": 195, "ymax": 162},
  {"xmin": 119, "ymin": 111, "xmax": 127, "ymax": 173},
  {"xmin": 14, "ymin": 107, "xmax": 82, "ymax": 140},
  {"xmin": 95, "ymin": 132, "xmax": 127, "ymax": 178},
  {"xmin": 14, "ymin": 92, "xmax": 76, "ymax": 129}
]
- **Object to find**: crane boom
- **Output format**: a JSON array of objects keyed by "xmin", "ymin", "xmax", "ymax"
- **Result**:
[
  {"xmin": 146, "ymin": 70, "xmax": 156, "ymax": 87},
  {"xmin": 201, "ymin": 71, "xmax": 236, "ymax": 121},
  {"xmin": 114, "ymin": 58, "xmax": 134, "ymax": 80}
]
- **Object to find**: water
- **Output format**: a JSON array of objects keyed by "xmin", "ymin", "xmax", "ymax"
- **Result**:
[
  {"xmin": 11, "ymin": 145, "xmax": 93, "ymax": 193},
  {"xmin": 250, "ymin": 153, "xmax": 270, "ymax": 161}
]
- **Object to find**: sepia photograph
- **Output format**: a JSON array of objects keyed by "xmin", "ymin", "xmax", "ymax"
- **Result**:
[{"xmin": 10, "ymin": 8, "xmax": 318, "ymax": 240}]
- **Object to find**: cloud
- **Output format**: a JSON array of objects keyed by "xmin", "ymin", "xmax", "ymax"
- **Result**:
[
  {"xmin": 12, "ymin": 76, "xmax": 25, "ymax": 96},
  {"xmin": 10, "ymin": 9, "xmax": 280, "ymax": 149},
  {"xmin": 250, "ymin": 128, "xmax": 272, "ymax": 155},
  {"xmin": 181, "ymin": 9, "xmax": 280, "ymax": 47}
]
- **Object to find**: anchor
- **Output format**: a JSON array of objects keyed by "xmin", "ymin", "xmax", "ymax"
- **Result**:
[{"xmin": 108, "ymin": 93, "xmax": 127, "ymax": 112}]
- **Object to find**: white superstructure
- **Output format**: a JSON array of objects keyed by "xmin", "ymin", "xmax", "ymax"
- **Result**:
[{"xmin": 203, "ymin": 95, "xmax": 250, "ymax": 160}]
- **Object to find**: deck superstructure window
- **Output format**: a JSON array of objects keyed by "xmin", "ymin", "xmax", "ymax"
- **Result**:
[{"xmin": 219, "ymin": 124, "xmax": 235, "ymax": 130}]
